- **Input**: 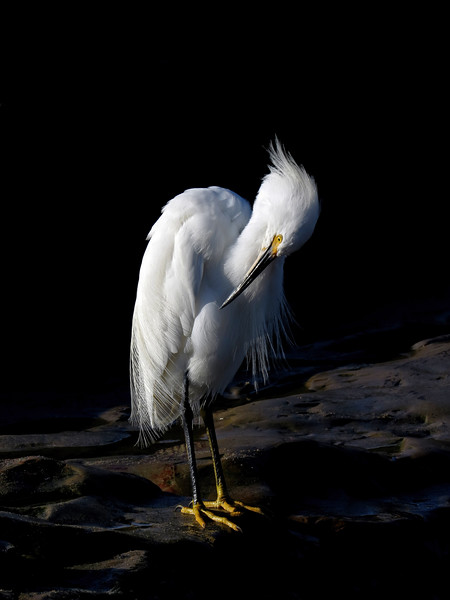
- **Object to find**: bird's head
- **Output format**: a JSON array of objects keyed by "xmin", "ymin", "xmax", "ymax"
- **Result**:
[
  {"xmin": 221, "ymin": 141, "xmax": 320, "ymax": 309},
  {"xmin": 256, "ymin": 140, "xmax": 320, "ymax": 257}
]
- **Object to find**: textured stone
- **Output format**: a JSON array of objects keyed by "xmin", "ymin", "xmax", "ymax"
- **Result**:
[{"xmin": 1, "ymin": 330, "xmax": 450, "ymax": 598}]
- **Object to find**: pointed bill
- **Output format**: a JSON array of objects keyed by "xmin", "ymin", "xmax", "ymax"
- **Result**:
[{"xmin": 220, "ymin": 236, "xmax": 281, "ymax": 309}]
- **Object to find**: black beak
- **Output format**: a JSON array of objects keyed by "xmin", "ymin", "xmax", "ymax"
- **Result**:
[{"xmin": 220, "ymin": 246, "xmax": 276, "ymax": 309}]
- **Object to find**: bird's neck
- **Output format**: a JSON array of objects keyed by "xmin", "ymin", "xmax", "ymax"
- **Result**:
[
  {"xmin": 224, "ymin": 219, "xmax": 265, "ymax": 288},
  {"xmin": 224, "ymin": 220, "xmax": 285, "ymax": 316},
  {"xmin": 222, "ymin": 220, "xmax": 287, "ymax": 388}
]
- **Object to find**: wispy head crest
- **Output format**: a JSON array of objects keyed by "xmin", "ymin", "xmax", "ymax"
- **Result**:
[{"xmin": 266, "ymin": 137, "xmax": 304, "ymax": 182}]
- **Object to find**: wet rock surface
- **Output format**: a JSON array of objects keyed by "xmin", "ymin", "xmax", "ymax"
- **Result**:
[{"xmin": 1, "ymin": 311, "xmax": 450, "ymax": 598}]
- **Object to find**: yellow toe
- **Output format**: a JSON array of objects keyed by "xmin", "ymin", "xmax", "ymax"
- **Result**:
[
  {"xmin": 204, "ymin": 496, "xmax": 264, "ymax": 517},
  {"xmin": 180, "ymin": 502, "xmax": 242, "ymax": 532},
  {"xmin": 180, "ymin": 504, "xmax": 206, "ymax": 528},
  {"xmin": 233, "ymin": 500, "xmax": 265, "ymax": 515}
]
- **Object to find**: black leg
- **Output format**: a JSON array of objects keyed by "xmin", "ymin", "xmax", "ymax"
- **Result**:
[
  {"xmin": 181, "ymin": 372, "xmax": 201, "ymax": 506},
  {"xmin": 179, "ymin": 380, "xmax": 242, "ymax": 531},
  {"xmin": 202, "ymin": 406, "xmax": 229, "ymax": 502},
  {"xmin": 202, "ymin": 404, "xmax": 264, "ymax": 521}
]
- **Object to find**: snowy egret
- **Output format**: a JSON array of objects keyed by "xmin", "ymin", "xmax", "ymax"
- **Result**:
[{"xmin": 130, "ymin": 140, "xmax": 319, "ymax": 530}]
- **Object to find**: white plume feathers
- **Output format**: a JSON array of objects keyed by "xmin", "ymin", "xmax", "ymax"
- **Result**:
[{"xmin": 130, "ymin": 143, "xmax": 319, "ymax": 443}]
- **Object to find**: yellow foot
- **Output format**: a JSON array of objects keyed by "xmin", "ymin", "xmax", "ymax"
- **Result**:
[
  {"xmin": 179, "ymin": 497, "xmax": 264, "ymax": 531},
  {"xmin": 203, "ymin": 497, "xmax": 264, "ymax": 517},
  {"xmin": 180, "ymin": 502, "xmax": 242, "ymax": 532}
]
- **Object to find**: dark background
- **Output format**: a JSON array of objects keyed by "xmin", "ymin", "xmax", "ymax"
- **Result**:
[{"xmin": 1, "ymin": 9, "xmax": 446, "ymax": 395}]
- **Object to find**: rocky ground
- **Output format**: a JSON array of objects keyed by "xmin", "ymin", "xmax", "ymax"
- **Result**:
[{"xmin": 1, "ymin": 301, "xmax": 450, "ymax": 599}]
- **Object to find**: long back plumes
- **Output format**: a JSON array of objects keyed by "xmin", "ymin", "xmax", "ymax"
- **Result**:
[
  {"xmin": 130, "ymin": 186, "xmax": 253, "ymax": 443},
  {"xmin": 130, "ymin": 142, "xmax": 318, "ymax": 444}
]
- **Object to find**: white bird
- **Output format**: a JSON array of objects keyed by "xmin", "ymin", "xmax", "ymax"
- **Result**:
[{"xmin": 130, "ymin": 140, "xmax": 320, "ymax": 530}]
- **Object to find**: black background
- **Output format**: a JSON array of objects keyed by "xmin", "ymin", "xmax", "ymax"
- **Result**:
[{"xmin": 1, "ymin": 8, "xmax": 447, "ymax": 395}]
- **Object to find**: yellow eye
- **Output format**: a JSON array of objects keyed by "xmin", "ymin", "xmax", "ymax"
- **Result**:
[{"xmin": 271, "ymin": 234, "xmax": 283, "ymax": 255}]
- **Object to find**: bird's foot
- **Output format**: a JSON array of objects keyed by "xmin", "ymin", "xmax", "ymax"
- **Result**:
[
  {"xmin": 180, "ymin": 496, "xmax": 264, "ymax": 531},
  {"xmin": 203, "ymin": 496, "xmax": 264, "ymax": 517},
  {"xmin": 180, "ymin": 501, "xmax": 242, "ymax": 532}
]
